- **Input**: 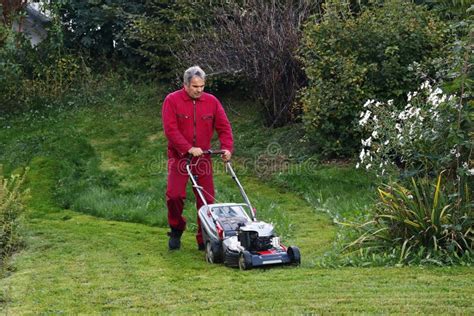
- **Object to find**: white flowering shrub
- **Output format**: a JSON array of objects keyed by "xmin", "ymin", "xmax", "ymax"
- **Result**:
[
  {"xmin": 330, "ymin": 16, "xmax": 474, "ymax": 267},
  {"xmin": 342, "ymin": 80, "xmax": 474, "ymax": 266},
  {"xmin": 357, "ymin": 80, "xmax": 473, "ymax": 179}
]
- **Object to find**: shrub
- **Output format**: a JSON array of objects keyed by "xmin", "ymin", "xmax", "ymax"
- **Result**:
[
  {"xmin": 122, "ymin": 1, "xmax": 209, "ymax": 81},
  {"xmin": 58, "ymin": 0, "xmax": 145, "ymax": 61},
  {"xmin": 357, "ymin": 80, "xmax": 473, "ymax": 179},
  {"xmin": 340, "ymin": 14, "xmax": 474, "ymax": 266},
  {"xmin": 344, "ymin": 174, "xmax": 473, "ymax": 265},
  {"xmin": 355, "ymin": 11, "xmax": 473, "ymax": 179},
  {"xmin": 0, "ymin": 169, "xmax": 28, "ymax": 267},
  {"xmin": 299, "ymin": 0, "xmax": 447, "ymax": 157},
  {"xmin": 177, "ymin": 0, "xmax": 315, "ymax": 127},
  {"xmin": 0, "ymin": 5, "xmax": 91, "ymax": 115},
  {"xmin": 0, "ymin": 24, "xmax": 30, "ymax": 114}
]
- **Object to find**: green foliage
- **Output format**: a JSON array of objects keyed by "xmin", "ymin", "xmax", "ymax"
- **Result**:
[
  {"xmin": 123, "ymin": 1, "xmax": 214, "ymax": 81},
  {"xmin": 422, "ymin": 0, "xmax": 473, "ymax": 20},
  {"xmin": 345, "ymin": 12, "xmax": 473, "ymax": 266},
  {"xmin": 0, "ymin": 24, "xmax": 30, "ymax": 114},
  {"xmin": 343, "ymin": 174, "xmax": 473, "ymax": 265},
  {"xmin": 0, "ymin": 4, "xmax": 91, "ymax": 115},
  {"xmin": 57, "ymin": 1, "xmax": 213, "ymax": 79},
  {"xmin": 0, "ymin": 169, "xmax": 28, "ymax": 268},
  {"xmin": 59, "ymin": 0, "xmax": 145, "ymax": 60},
  {"xmin": 299, "ymin": 0, "xmax": 447, "ymax": 157}
]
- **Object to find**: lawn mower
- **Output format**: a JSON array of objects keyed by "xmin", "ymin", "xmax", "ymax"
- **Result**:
[{"xmin": 187, "ymin": 150, "xmax": 301, "ymax": 270}]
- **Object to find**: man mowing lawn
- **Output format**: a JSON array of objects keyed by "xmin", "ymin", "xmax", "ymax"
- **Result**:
[{"xmin": 161, "ymin": 66, "xmax": 234, "ymax": 251}]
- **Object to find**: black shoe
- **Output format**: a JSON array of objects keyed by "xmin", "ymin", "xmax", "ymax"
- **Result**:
[
  {"xmin": 198, "ymin": 243, "xmax": 205, "ymax": 251},
  {"xmin": 168, "ymin": 228, "xmax": 183, "ymax": 250}
]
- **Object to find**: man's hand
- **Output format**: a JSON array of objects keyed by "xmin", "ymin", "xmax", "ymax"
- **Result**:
[
  {"xmin": 222, "ymin": 149, "xmax": 232, "ymax": 162},
  {"xmin": 188, "ymin": 147, "xmax": 203, "ymax": 157}
]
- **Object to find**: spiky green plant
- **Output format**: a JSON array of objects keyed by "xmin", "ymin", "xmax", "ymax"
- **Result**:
[{"xmin": 345, "ymin": 173, "xmax": 473, "ymax": 264}]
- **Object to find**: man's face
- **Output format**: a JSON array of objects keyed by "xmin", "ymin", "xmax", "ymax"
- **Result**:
[{"xmin": 184, "ymin": 76, "xmax": 205, "ymax": 99}]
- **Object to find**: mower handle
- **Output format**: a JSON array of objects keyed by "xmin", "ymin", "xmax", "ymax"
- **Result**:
[
  {"xmin": 204, "ymin": 149, "xmax": 226, "ymax": 155},
  {"xmin": 186, "ymin": 149, "xmax": 228, "ymax": 165}
]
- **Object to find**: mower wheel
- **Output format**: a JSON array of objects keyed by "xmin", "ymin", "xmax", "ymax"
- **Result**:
[
  {"xmin": 205, "ymin": 241, "xmax": 222, "ymax": 264},
  {"xmin": 288, "ymin": 246, "xmax": 301, "ymax": 266},
  {"xmin": 238, "ymin": 250, "xmax": 252, "ymax": 270}
]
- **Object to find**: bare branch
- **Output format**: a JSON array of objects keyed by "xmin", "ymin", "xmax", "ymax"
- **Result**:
[{"xmin": 177, "ymin": 0, "xmax": 318, "ymax": 126}]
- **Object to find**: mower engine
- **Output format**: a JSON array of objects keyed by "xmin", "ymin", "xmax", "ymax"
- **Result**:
[{"xmin": 238, "ymin": 221, "xmax": 275, "ymax": 251}]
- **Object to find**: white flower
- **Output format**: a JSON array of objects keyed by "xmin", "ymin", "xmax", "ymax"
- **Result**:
[
  {"xmin": 395, "ymin": 123, "xmax": 402, "ymax": 133},
  {"xmin": 439, "ymin": 94, "xmax": 446, "ymax": 104},
  {"xmin": 359, "ymin": 149, "xmax": 366, "ymax": 161},
  {"xmin": 359, "ymin": 110, "xmax": 372, "ymax": 126},
  {"xmin": 371, "ymin": 131, "xmax": 378, "ymax": 139},
  {"xmin": 366, "ymin": 164, "xmax": 372, "ymax": 170},
  {"xmin": 384, "ymin": 140, "xmax": 390, "ymax": 145},
  {"xmin": 420, "ymin": 81, "xmax": 430, "ymax": 90},
  {"xmin": 363, "ymin": 99, "xmax": 374, "ymax": 108},
  {"xmin": 356, "ymin": 163, "xmax": 360, "ymax": 169},
  {"xmin": 450, "ymin": 148, "xmax": 456, "ymax": 155},
  {"xmin": 408, "ymin": 107, "xmax": 420, "ymax": 118},
  {"xmin": 388, "ymin": 100, "xmax": 394, "ymax": 106},
  {"xmin": 468, "ymin": 169, "xmax": 474, "ymax": 176},
  {"xmin": 398, "ymin": 111, "xmax": 408, "ymax": 120},
  {"xmin": 428, "ymin": 93, "xmax": 442, "ymax": 107},
  {"xmin": 463, "ymin": 162, "xmax": 468, "ymax": 169},
  {"xmin": 361, "ymin": 137, "xmax": 372, "ymax": 147}
]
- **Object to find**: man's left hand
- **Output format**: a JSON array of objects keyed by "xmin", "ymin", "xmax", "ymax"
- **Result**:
[{"xmin": 222, "ymin": 150, "xmax": 232, "ymax": 162}]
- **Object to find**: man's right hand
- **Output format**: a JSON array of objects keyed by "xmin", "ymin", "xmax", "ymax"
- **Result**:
[{"xmin": 188, "ymin": 147, "xmax": 203, "ymax": 157}]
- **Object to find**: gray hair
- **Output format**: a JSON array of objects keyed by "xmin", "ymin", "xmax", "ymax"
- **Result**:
[{"xmin": 183, "ymin": 66, "xmax": 206, "ymax": 86}]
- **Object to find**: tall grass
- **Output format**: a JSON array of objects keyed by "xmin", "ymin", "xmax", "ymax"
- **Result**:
[{"xmin": 0, "ymin": 169, "xmax": 28, "ymax": 270}]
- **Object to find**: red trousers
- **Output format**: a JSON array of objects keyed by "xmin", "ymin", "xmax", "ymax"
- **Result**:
[{"xmin": 166, "ymin": 157, "xmax": 214, "ymax": 245}]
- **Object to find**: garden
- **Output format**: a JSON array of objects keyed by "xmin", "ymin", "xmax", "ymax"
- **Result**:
[{"xmin": 0, "ymin": 0, "xmax": 472, "ymax": 313}]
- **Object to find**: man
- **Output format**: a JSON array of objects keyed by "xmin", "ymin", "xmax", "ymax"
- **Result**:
[{"xmin": 162, "ymin": 66, "xmax": 234, "ymax": 250}]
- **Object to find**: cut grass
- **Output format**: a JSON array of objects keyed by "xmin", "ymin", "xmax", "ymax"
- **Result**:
[
  {"xmin": 1, "ymin": 78, "xmax": 472, "ymax": 313},
  {"xmin": 1, "ymin": 210, "xmax": 472, "ymax": 314}
]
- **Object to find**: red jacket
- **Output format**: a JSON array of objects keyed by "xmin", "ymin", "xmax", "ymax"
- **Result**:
[{"xmin": 162, "ymin": 88, "xmax": 234, "ymax": 158}]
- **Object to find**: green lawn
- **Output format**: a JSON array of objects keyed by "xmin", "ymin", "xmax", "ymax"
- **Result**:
[
  {"xmin": 2, "ymin": 208, "xmax": 472, "ymax": 313},
  {"xmin": 1, "ymin": 79, "xmax": 472, "ymax": 313}
]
